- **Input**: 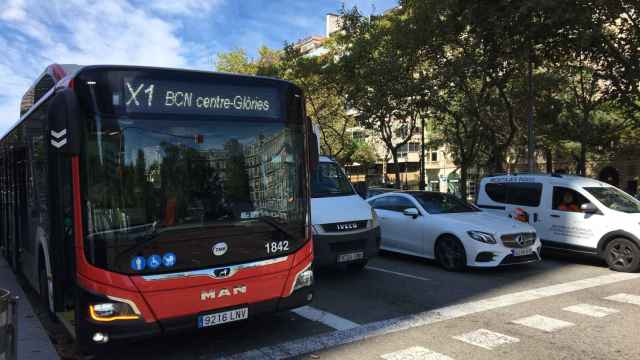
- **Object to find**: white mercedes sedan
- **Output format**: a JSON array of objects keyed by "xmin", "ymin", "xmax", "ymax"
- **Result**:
[{"xmin": 367, "ymin": 191, "xmax": 542, "ymax": 271}]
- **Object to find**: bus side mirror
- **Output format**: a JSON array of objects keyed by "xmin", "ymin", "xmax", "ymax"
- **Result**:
[
  {"xmin": 48, "ymin": 88, "xmax": 81, "ymax": 155},
  {"xmin": 308, "ymin": 124, "xmax": 319, "ymax": 171}
]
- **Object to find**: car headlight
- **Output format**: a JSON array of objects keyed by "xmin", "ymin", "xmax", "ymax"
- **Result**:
[
  {"xmin": 369, "ymin": 207, "xmax": 379, "ymax": 228},
  {"xmin": 89, "ymin": 301, "xmax": 140, "ymax": 322},
  {"xmin": 467, "ymin": 231, "xmax": 497, "ymax": 244}
]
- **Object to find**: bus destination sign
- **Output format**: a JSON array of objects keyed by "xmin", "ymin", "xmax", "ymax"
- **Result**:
[{"xmin": 123, "ymin": 79, "xmax": 280, "ymax": 118}]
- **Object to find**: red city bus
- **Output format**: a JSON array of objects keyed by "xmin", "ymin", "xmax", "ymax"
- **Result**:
[{"xmin": 0, "ymin": 64, "xmax": 316, "ymax": 350}]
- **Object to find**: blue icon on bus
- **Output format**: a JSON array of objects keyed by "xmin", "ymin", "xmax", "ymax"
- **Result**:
[
  {"xmin": 131, "ymin": 256, "xmax": 146, "ymax": 271},
  {"xmin": 162, "ymin": 253, "xmax": 176, "ymax": 267},
  {"xmin": 147, "ymin": 255, "xmax": 162, "ymax": 269}
]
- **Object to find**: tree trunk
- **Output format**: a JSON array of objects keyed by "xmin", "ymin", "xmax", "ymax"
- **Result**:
[
  {"xmin": 577, "ymin": 143, "xmax": 587, "ymax": 176},
  {"xmin": 545, "ymin": 148, "xmax": 553, "ymax": 174},
  {"xmin": 391, "ymin": 150, "xmax": 401, "ymax": 189},
  {"xmin": 460, "ymin": 165, "xmax": 468, "ymax": 201}
]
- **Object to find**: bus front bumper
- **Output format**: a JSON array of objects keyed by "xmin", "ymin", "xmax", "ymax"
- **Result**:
[{"xmin": 77, "ymin": 286, "xmax": 313, "ymax": 348}]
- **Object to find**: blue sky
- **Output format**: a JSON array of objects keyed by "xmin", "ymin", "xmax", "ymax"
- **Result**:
[{"xmin": 0, "ymin": 0, "xmax": 397, "ymax": 135}]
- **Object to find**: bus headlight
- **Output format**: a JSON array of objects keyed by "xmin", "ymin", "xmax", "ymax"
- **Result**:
[
  {"xmin": 292, "ymin": 265, "xmax": 314, "ymax": 292},
  {"xmin": 89, "ymin": 302, "xmax": 140, "ymax": 322}
]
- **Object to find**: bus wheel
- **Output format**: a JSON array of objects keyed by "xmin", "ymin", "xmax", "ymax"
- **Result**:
[
  {"xmin": 436, "ymin": 235, "xmax": 467, "ymax": 272},
  {"xmin": 605, "ymin": 238, "xmax": 640, "ymax": 273},
  {"xmin": 38, "ymin": 258, "xmax": 56, "ymax": 321},
  {"xmin": 347, "ymin": 259, "xmax": 368, "ymax": 272}
]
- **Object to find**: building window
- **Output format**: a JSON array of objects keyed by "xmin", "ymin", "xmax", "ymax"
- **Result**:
[{"xmin": 430, "ymin": 151, "xmax": 438, "ymax": 162}]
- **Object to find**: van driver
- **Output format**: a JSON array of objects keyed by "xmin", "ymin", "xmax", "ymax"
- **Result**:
[{"xmin": 558, "ymin": 191, "xmax": 580, "ymax": 212}]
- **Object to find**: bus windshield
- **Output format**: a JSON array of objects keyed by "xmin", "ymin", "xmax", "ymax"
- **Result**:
[{"xmin": 85, "ymin": 117, "xmax": 307, "ymax": 274}]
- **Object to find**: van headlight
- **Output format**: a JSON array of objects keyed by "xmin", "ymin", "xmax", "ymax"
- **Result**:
[
  {"xmin": 467, "ymin": 231, "xmax": 497, "ymax": 244},
  {"xmin": 369, "ymin": 207, "xmax": 379, "ymax": 228},
  {"xmin": 90, "ymin": 301, "xmax": 140, "ymax": 322},
  {"xmin": 292, "ymin": 264, "xmax": 314, "ymax": 292}
]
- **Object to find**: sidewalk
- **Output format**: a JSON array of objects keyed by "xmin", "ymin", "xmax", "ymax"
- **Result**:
[{"xmin": 0, "ymin": 257, "xmax": 58, "ymax": 360}]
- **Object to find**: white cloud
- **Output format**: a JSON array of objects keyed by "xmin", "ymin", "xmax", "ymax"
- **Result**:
[
  {"xmin": 0, "ymin": 0, "xmax": 220, "ymax": 134},
  {"xmin": 0, "ymin": 0, "xmax": 27, "ymax": 21},
  {"xmin": 149, "ymin": 0, "xmax": 224, "ymax": 16}
]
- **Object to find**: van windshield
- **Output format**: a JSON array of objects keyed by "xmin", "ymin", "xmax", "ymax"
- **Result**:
[
  {"xmin": 311, "ymin": 162, "xmax": 354, "ymax": 197},
  {"xmin": 584, "ymin": 187, "xmax": 640, "ymax": 214}
]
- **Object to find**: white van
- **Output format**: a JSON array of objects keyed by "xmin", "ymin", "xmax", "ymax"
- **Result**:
[
  {"xmin": 311, "ymin": 156, "xmax": 380, "ymax": 270},
  {"xmin": 477, "ymin": 174, "xmax": 640, "ymax": 272}
]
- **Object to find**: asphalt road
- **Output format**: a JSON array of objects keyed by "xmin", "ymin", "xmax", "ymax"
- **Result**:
[{"xmin": 45, "ymin": 250, "xmax": 640, "ymax": 359}]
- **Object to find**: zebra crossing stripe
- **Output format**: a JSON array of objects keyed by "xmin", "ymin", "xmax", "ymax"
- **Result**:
[
  {"xmin": 453, "ymin": 329, "xmax": 519, "ymax": 350},
  {"xmin": 563, "ymin": 304, "xmax": 619, "ymax": 318},
  {"xmin": 381, "ymin": 346, "xmax": 454, "ymax": 360},
  {"xmin": 511, "ymin": 315, "xmax": 575, "ymax": 332},
  {"xmin": 604, "ymin": 293, "xmax": 640, "ymax": 306}
]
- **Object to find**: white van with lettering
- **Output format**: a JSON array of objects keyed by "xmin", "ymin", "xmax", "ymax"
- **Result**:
[
  {"xmin": 311, "ymin": 156, "xmax": 380, "ymax": 271},
  {"xmin": 477, "ymin": 174, "xmax": 640, "ymax": 272}
]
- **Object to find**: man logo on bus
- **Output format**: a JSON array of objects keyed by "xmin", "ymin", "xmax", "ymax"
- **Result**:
[
  {"xmin": 200, "ymin": 285, "xmax": 247, "ymax": 301},
  {"xmin": 212, "ymin": 242, "xmax": 228, "ymax": 256}
]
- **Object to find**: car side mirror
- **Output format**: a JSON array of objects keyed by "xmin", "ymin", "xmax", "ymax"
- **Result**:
[
  {"xmin": 403, "ymin": 208, "xmax": 420, "ymax": 218},
  {"xmin": 580, "ymin": 203, "xmax": 598, "ymax": 214}
]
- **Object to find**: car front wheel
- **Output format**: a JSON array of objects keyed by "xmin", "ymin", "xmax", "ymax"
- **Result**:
[
  {"xmin": 605, "ymin": 238, "xmax": 640, "ymax": 273},
  {"xmin": 436, "ymin": 235, "xmax": 467, "ymax": 271}
]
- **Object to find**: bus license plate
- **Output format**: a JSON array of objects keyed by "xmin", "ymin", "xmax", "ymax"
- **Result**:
[
  {"xmin": 512, "ymin": 248, "xmax": 533, "ymax": 257},
  {"xmin": 338, "ymin": 251, "xmax": 364, "ymax": 263},
  {"xmin": 198, "ymin": 308, "xmax": 248, "ymax": 328}
]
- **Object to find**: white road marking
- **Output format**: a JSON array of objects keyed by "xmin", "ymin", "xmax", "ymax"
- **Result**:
[
  {"xmin": 604, "ymin": 293, "xmax": 640, "ymax": 306},
  {"xmin": 563, "ymin": 303, "xmax": 620, "ymax": 318},
  {"xmin": 453, "ymin": 329, "xmax": 519, "ymax": 350},
  {"xmin": 365, "ymin": 266, "xmax": 431, "ymax": 281},
  {"xmin": 226, "ymin": 272, "xmax": 640, "ymax": 359},
  {"xmin": 511, "ymin": 315, "xmax": 575, "ymax": 332},
  {"xmin": 381, "ymin": 346, "xmax": 454, "ymax": 360},
  {"xmin": 291, "ymin": 306, "xmax": 359, "ymax": 331}
]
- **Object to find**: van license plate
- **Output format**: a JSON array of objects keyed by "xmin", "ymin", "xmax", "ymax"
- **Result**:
[
  {"xmin": 512, "ymin": 248, "xmax": 533, "ymax": 257},
  {"xmin": 198, "ymin": 308, "xmax": 248, "ymax": 328},
  {"xmin": 338, "ymin": 252, "xmax": 364, "ymax": 263}
]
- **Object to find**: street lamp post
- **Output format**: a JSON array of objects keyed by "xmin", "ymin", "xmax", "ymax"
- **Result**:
[
  {"xmin": 419, "ymin": 115, "xmax": 426, "ymax": 190},
  {"xmin": 527, "ymin": 48, "xmax": 535, "ymax": 173}
]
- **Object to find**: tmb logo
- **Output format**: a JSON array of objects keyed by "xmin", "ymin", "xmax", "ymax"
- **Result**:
[{"xmin": 200, "ymin": 285, "xmax": 247, "ymax": 301}]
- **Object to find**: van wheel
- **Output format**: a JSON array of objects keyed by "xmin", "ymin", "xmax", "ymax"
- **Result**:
[
  {"xmin": 347, "ymin": 259, "xmax": 368, "ymax": 272},
  {"xmin": 605, "ymin": 238, "xmax": 640, "ymax": 273},
  {"xmin": 436, "ymin": 236, "xmax": 467, "ymax": 271}
]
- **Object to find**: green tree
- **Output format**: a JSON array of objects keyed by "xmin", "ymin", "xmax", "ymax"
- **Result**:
[{"xmin": 330, "ymin": 7, "xmax": 430, "ymax": 188}]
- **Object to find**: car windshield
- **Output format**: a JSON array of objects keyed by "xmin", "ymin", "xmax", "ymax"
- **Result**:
[
  {"xmin": 411, "ymin": 192, "xmax": 479, "ymax": 214},
  {"xmin": 311, "ymin": 162, "xmax": 354, "ymax": 197},
  {"xmin": 584, "ymin": 187, "xmax": 640, "ymax": 214}
]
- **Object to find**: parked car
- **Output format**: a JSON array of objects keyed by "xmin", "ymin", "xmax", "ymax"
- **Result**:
[
  {"xmin": 477, "ymin": 174, "xmax": 640, "ymax": 272},
  {"xmin": 367, "ymin": 191, "xmax": 541, "ymax": 271},
  {"xmin": 311, "ymin": 156, "xmax": 380, "ymax": 271},
  {"xmin": 366, "ymin": 187, "xmax": 397, "ymax": 199}
]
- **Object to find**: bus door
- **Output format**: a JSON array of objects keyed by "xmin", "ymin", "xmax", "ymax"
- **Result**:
[
  {"xmin": 12, "ymin": 148, "xmax": 28, "ymax": 274},
  {"xmin": 47, "ymin": 90, "xmax": 79, "ymax": 315}
]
